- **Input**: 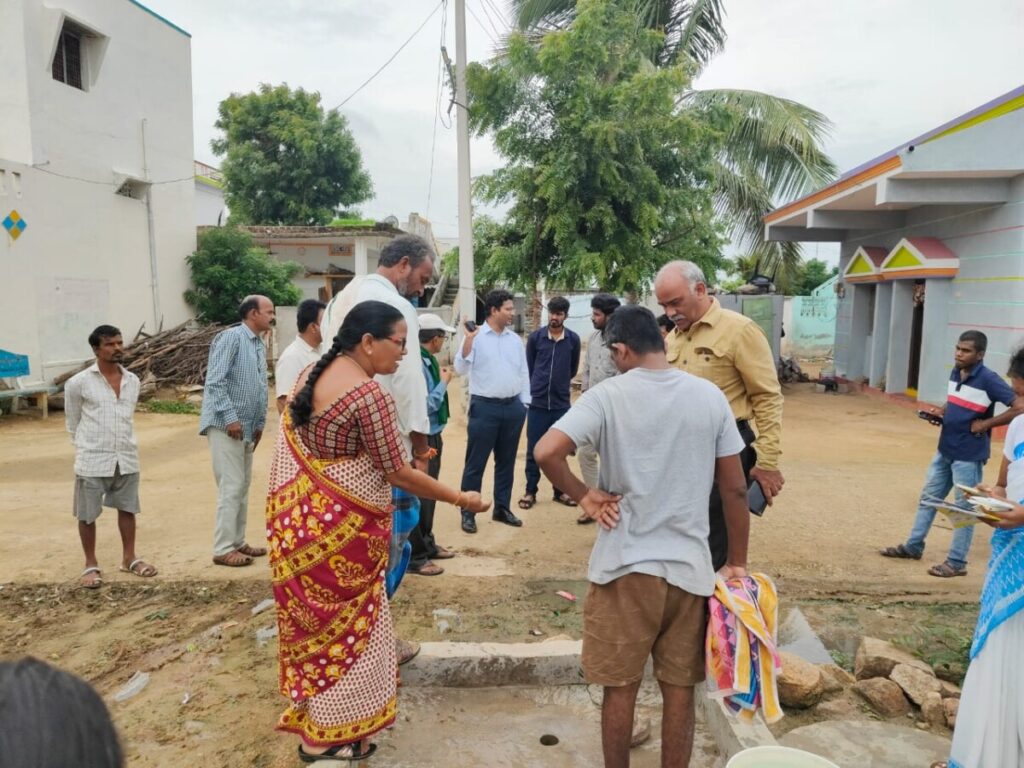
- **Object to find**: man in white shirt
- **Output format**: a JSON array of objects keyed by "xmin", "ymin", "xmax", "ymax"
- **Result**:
[
  {"xmin": 274, "ymin": 299, "xmax": 325, "ymax": 414},
  {"xmin": 455, "ymin": 289, "xmax": 532, "ymax": 532},
  {"xmin": 321, "ymin": 234, "xmax": 435, "ymax": 664},
  {"xmin": 65, "ymin": 325, "xmax": 156, "ymax": 589},
  {"xmin": 576, "ymin": 293, "xmax": 621, "ymax": 517}
]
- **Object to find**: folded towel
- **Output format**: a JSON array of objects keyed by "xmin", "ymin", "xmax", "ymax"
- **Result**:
[{"xmin": 705, "ymin": 573, "xmax": 783, "ymax": 724}]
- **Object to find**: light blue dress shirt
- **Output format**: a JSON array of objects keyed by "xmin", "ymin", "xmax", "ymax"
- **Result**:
[
  {"xmin": 199, "ymin": 324, "xmax": 268, "ymax": 442},
  {"xmin": 453, "ymin": 321, "xmax": 531, "ymax": 405}
]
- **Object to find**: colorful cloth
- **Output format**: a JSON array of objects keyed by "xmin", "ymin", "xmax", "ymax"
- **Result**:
[
  {"xmin": 267, "ymin": 380, "xmax": 407, "ymax": 747},
  {"xmin": 705, "ymin": 573, "xmax": 783, "ymax": 724},
  {"xmin": 386, "ymin": 487, "xmax": 420, "ymax": 598}
]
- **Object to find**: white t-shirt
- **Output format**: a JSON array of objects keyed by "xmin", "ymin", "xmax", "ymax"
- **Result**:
[
  {"xmin": 321, "ymin": 274, "xmax": 429, "ymax": 457},
  {"xmin": 1004, "ymin": 414, "xmax": 1024, "ymax": 503},
  {"xmin": 554, "ymin": 367, "xmax": 745, "ymax": 596},
  {"xmin": 274, "ymin": 336, "xmax": 321, "ymax": 399}
]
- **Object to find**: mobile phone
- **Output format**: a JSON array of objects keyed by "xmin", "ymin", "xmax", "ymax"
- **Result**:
[
  {"xmin": 917, "ymin": 410, "xmax": 943, "ymax": 426},
  {"xmin": 747, "ymin": 480, "xmax": 768, "ymax": 517},
  {"xmin": 464, "ymin": 320, "xmax": 477, "ymax": 332}
]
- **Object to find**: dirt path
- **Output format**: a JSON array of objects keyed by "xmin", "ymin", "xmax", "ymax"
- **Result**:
[{"xmin": 0, "ymin": 381, "xmax": 995, "ymax": 764}]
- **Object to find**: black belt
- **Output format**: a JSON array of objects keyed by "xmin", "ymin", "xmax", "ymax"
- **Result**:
[{"xmin": 472, "ymin": 395, "xmax": 519, "ymax": 405}]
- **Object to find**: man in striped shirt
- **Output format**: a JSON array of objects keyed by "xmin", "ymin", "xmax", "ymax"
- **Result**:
[
  {"xmin": 200, "ymin": 295, "xmax": 274, "ymax": 567},
  {"xmin": 881, "ymin": 331, "xmax": 1024, "ymax": 576},
  {"xmin": 65, "ymin": 325, "xmax": 155, "ymax": 588}
]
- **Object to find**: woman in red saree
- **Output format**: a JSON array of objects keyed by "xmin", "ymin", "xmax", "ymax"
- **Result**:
[{"xmin": 267, "ymin": 300, "xmax": 489, "ymax": 762}]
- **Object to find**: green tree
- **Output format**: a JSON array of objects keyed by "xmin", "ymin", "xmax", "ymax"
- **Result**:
[
  {"xmin": 793, "ymin": 257, "xmax": 838, "ymax": 295},
  {"xmin": 211, "ymin": 83, "xmax": 372, "ymax": 225},
  {"xmin": 468, "ymin": 0, "xmax": 727, "ymax": 296},
  {"xmin": 185, "ymin": 228, "xmax": 302, "ymax": 324},
  {"xmin": 509, "ymin": 0, "xmax": 837, "ymax": 282}
]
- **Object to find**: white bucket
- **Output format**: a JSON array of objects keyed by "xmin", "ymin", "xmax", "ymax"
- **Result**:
[{"xmin": 726, "ymin": 745, "xmax": 840, "ymax": 768}]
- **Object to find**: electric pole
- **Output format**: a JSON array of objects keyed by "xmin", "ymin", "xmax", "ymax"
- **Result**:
[{"xmin": 454, "ymin": 0, "xmax": 475, "ymax": 322}]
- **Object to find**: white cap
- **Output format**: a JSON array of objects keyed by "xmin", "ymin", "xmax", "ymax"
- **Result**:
[{"xmin": 418, "ymin": 313, "xmax": 456, "ymax": 333}]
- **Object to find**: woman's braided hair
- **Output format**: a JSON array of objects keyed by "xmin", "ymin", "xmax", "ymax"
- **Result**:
[{"xmin": 289, "ymin": 300, "xmax": 404, "ymax": 426}]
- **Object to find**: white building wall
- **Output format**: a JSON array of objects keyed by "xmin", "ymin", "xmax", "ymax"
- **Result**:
[
  {"xmin": 0, "ymin": 0, "xmax": 195, "ymax": 381},
  {"xmin": 194, "ymin": 181, "xmax": 226, "ymax": 227}
]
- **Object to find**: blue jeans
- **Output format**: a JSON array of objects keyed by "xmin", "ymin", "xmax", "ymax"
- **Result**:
[{"xmin": 905, "ymin": 452, "xmax": 983, "ymax": 569}]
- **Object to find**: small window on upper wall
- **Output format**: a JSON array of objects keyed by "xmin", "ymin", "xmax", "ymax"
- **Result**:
[{"xmin": 52, "ymin": 21, "xmax": 88, "ymax": 89}]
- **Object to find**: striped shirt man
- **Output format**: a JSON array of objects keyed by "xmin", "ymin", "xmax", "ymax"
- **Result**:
[
  {"xmin": 939, "ymin": 362, "xmax": 1016, "ymax": 462},
  {"xmin": 199, "ymin": 324, "xmax": 268, "ymax": 443}
]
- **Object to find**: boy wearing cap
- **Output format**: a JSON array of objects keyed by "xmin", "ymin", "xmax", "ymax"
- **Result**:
[{"xmin": 408, "ymin": 313, "xmax": 458, "ymax": 575}]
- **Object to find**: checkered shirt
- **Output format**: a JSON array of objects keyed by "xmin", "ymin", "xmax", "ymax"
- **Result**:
[
  {"xmin": 64, "ymin": 364, "xmax": 140, "ymax": 477},
  {"xmin": 199, "ymin": 324, "xmax": 268, "ymax": 442}
]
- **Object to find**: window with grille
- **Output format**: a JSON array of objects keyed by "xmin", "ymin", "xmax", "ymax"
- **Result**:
[{"xmin": 52, "ymin": 24, "xmax": 85, "ymax": 89}]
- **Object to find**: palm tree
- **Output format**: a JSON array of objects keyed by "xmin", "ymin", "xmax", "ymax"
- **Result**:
[{"xmin": 507, "ymin": 0, "xmax": 837, "ymax": 285}]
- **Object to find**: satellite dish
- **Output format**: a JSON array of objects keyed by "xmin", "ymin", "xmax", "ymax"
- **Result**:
[{"xmin": 384, "ymin": 215, "xmax": 400, "ymax": 227}]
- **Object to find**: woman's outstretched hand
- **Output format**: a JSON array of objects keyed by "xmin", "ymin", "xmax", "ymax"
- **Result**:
[{"xmin": 460, "ymin": 491, "xmax": 491, "ymax": 514}]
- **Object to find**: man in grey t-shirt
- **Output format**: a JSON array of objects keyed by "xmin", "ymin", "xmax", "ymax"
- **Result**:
[{"xmin": 535, "ymin": 305, "xmax": 750, "ymax": 768}]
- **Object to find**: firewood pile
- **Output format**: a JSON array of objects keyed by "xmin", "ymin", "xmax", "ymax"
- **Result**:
[{"xmin": 54, "ymin": 322, "xmax": 229, "ymax": 390}]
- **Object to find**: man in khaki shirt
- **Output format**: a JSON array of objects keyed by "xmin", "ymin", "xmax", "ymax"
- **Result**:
[{"xmin": 654, "ymin": 260, "xmax": 784, "ymax": 569}]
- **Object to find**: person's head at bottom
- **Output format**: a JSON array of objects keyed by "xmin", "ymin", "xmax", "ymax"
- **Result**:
[{"xmin": 0, "ymin": 657, "xmax": 123, "ymax": 768}]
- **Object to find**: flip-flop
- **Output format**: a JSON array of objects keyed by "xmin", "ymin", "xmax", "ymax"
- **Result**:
[
  {"xmin": 553, "ymin": 493, "xmax": 578, "ymax": 507},
  {"xmin": 120, "ymin": 558, "xmax": 158, "ymax": 578},
  {"xmin": 298, "ymin": 742, "xmax": 377, "ymax": 763},
  {"xmin": 518, "ymin": 494, "xmax": 536, "ymax": 510},
  {"xmin": 80, "ymin": 567, "xmax": 103, "ymax": 589},
  {"xmin": 576, "ymin": 512, "xmax": 595, "ymax": 525}
]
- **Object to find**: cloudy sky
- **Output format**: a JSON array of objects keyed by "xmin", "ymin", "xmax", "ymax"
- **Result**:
[{"xmin": 148, "ymin": 0, "xmax": 1023, "ymax": 262}]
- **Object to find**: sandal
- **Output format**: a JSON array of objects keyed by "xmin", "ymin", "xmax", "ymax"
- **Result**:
[
  {"xmin": 409, "ymin": 561, "xmax": 444, "ymax": 576},
  {"xmin": 80, "ymin": 567, "xmax": 103, "ymax": 589},
  {"xmin": 879, "ymin": 544, "xmax": 922, "ymax": 560},
  {"xmin": 237, "ymin": 543, "xmax": 267, "ymax": 557},
  {"xmin": 553, "ymin": 493, "xmax": 578, "ymax": 507},
  {"xmin": 298, "ymin": 741, "xmax": 377, "ymax": 763},
  {"xmin": 396, "ymin": 638, "xmax": 421, "ymax": 666},
  {"xmin": 576, "ymin": 512, "xmax": 595, "ymax": 525},
  {"xmin": 432, "ymin": 545, "xmax": 456, "ymax": 560},
  {"xmin": 120, "ymin": 558, "xmax": 158, "ymax": 578},
  {"xmin": 518, "ymin": 494, "xmax": 536, "ymax": 510},
  {"xmin": 929, "ymin": 562, "xmax": 967, "ymax": 578},
  {"xmin": 212, "ymin": 551, "xmax": 253, "ymax": 567}
]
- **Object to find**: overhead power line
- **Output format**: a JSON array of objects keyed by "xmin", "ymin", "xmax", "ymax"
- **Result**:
[{"xmin": 332, "ymin": 0, "xmax": 445, "ymax": 111}]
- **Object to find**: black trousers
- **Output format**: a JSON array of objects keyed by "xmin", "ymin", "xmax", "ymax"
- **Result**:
[
  {"xmin": 460, "ymin": 396, "xmax": 526, "ymax": 510},
  {"xmin": 524, "ymin": 405, "xmax": 568, "ymax": 496},
  {"xmin": 409, "ymin": 432, "xmax": 443, "ymax": 569},
  {"xmin": 709, "ymin": 420, "xmax": 758, "ymax": 571}
]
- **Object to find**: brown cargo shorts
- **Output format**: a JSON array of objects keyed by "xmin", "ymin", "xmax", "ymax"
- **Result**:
[{"xmin": 581, "ymin": 572, "xmax": 707, "ymax": 687}]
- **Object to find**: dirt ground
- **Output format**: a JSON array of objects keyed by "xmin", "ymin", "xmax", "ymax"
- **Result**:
[{"xmin": 0, "ymin": 378, "xmax": 993, "ymax": 765}]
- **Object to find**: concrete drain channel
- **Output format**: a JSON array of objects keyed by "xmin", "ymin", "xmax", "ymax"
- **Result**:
[{"xmin": 371, "ymin": 641, "xmax": 728, "ymax": 766}]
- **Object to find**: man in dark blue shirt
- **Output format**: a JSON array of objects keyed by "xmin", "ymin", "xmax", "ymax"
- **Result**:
[
  {"xmin": 881, "ymin": 331, "xmax": 1023, "ymax": 576},
  {"xmin": 519, "ymin": 296, "xmax": 581, "ymax": 510}
]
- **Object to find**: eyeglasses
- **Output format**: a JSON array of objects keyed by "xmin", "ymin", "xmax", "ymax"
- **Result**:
[{"xmin": 385, "ymin": 336, "xmax": 407, "ymax": 350}]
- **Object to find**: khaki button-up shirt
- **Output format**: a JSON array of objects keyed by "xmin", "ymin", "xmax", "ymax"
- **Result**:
[{"xmin": 665, "ymin": 298, "xmax": 783, "ymax": 470}]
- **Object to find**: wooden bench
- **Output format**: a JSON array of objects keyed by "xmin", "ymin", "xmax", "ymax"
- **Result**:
[
  {"xmin": 0, "ymin": 382, "xmax": 59, "ymax": 418},
  {"xmin": 0, "ymin": 350, "xmax": 57, "ymax": 419}
]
